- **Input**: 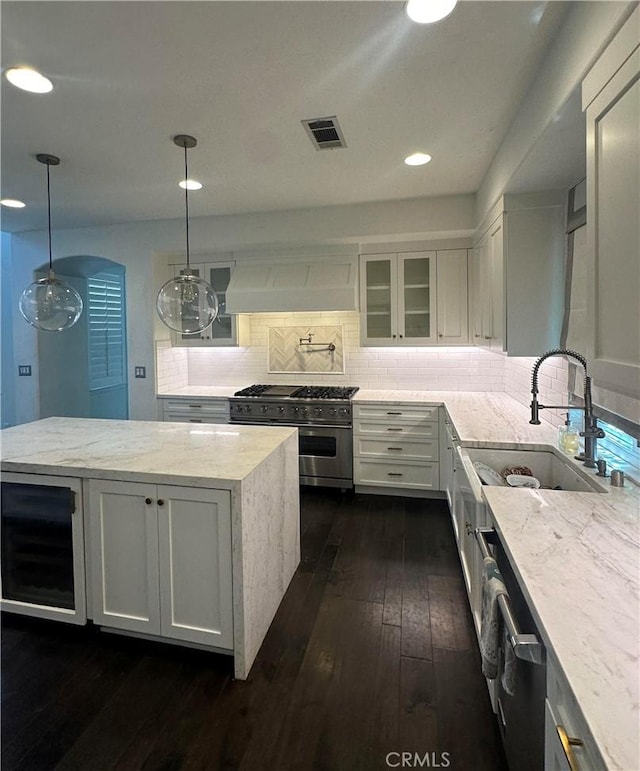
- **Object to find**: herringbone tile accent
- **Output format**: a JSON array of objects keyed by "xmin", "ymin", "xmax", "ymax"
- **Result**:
[{"xmin": 268, "ymin": 325, "xmax": 344, "ymax": 374}]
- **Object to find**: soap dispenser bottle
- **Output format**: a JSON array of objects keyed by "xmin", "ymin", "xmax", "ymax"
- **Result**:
[{"xmin": 558, "ymin": 414, "xmax": 580, "ymax": 456}]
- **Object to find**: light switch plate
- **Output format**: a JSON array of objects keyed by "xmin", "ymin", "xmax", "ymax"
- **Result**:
[
  {"xmin": 134, "ymin": 366, "xmax": 146, "ymax": 378},
  {"xmin": 18, "ymin": 365, "xmax": 32, "ymax": 376}
]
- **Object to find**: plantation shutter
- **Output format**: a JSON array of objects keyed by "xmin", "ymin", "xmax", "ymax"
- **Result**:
[{"xmin": 88, "ymin": 270, "xmax": 127, "ymax": 390}]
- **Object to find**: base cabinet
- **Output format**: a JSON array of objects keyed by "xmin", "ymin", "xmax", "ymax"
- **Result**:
[
  {"xmin": 354, "ymin": 403, "xmax": 440, "ymax": 492},
  {"xmin": 545, "ymin": 658, "xmax": 605, "ymax": 770},
  {"xmin": 160, "ymin": 397, "xmax": 230, "ymax": 424},
  {"xmin": 88, "ymin": 479, "xmax": 233, "ymax": 650}
]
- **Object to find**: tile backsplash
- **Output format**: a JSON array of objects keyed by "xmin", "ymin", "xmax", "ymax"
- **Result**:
[
  {"xmin": 155, "ymin": 312, "xmax": 570, "ymax": 427},
  {"xmin": 268, "ymin": 325, "xmax": 344, "ymax": 374}
]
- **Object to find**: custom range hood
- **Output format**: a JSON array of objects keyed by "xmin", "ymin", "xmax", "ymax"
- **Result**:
[{"xmin": 225, "ymin": 258, "xmax": 358, "ymax": 313}]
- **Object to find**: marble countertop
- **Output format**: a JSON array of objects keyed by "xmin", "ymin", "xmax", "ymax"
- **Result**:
[
  {"xmin": 483, "ymin": 484, "xmax": 639, "ymax": 771},
  {"xmin": 0, "ymin": 417, "xmax": 297, "ymax": 490}
]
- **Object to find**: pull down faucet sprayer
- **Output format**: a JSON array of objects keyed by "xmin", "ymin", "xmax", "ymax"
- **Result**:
[{"xmin": 529, "ymin": 348, "xmax": 604, "ymax": 468}]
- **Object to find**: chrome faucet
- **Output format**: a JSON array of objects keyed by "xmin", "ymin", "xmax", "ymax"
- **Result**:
[{"xmin": 529, "ymin": 348, "xmax": 605, "ymax": 468}]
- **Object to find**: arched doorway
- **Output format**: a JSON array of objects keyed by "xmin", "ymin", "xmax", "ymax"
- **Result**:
[{"xmin": 37, "ymin": 256, "xmax": 128, "ymax": 419}]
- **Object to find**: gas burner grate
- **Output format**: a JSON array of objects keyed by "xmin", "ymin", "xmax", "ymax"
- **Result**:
[{"xmin": 292, "ymin": 386, "xmax": 359, "ymax": 400}]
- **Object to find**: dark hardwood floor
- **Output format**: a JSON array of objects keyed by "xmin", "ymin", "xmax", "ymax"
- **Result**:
[{"xmin": 1, "ymin": 490, "xmax": 507, "ymax": 771}]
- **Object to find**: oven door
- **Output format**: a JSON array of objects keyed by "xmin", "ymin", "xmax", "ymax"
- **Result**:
[{"xmin": 297, "ymin": 425, "xmax": 353, "ymax": 488}]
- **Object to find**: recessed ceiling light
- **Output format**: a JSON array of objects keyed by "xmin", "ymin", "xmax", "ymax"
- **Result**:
[
  {"xmin": 404, "ymin": 152, "xmax": 432, "ymax": 166},
  {"xmin": 178, "ymin": 179, "xmax": 203, "ymax": 191},
  {"xmin": 0, "ymin": 198, "xmax": 26, "ymax": 208},
  {"xmin": 4, "ymin": 66, "xmax": 53, "ymax": 93},
  {"xmin": 405, "ymin": 0, "xmax": 457, "ymax": 24}
]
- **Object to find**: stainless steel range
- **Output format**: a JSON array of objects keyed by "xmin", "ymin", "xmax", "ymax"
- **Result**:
[{"xmin": 230, "ymin": 384, "xmax": 359, "ymax": 488}]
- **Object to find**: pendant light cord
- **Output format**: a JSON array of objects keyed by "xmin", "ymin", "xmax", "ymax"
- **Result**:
[
  {"xmin": 46, "ymin": 161, "xmax": 53, "ymax": 272},
  {"xmin": 183, "ymin": 143, "xmax": 190, "ymax": 269}
]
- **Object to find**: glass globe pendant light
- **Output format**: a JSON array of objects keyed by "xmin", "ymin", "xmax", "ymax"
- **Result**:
[
  {"xmin": 19, "ymin": 154, "xmax": 84, "ymax": 332},
  {"xmin": 156, "ymin": 135, "xmax": 218, "ymax": 334}
]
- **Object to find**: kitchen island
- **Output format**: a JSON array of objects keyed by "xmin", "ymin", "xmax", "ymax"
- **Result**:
[{"xmin": 0, "ymin": 417, "xmax": 300, "ymax": 680}]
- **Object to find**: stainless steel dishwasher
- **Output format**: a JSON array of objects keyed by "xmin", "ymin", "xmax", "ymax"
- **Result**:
[{"xmin": 476, "ymin": 527, "xmax": 547, "ymax": 771}]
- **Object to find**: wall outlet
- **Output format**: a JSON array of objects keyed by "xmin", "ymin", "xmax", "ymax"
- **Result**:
[
  {"xmin": 134, "ymin": 366, "xmax": 146, "ymax": 378},
  {"xmin": 18, "ymin": 365, "xmax": 32, "ymax": 376}
]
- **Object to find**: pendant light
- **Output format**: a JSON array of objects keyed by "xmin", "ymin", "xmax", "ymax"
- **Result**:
[
  {"xmin": 156, "ymin": 135, "xmax": 219, "ymax": 334},
  {"xmin": 18, "ymin": 154, "xmax": 84, "ymax": 332}
]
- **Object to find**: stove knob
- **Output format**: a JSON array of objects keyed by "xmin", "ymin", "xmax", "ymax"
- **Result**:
[
  {"xmin": 339, "ymin": 407, "xmax": 349, "ymax": 416},
  {"xmin": 236, "ymin": 404, "xmax": 243, "ymax": 413},
  {"xmin": 244, "ymin": 404, "xmax": 252, "ymax": 413},
  {"xmin": 261, "ymin": 405, "xmax": 269, "ymax": 413},
  {"xmin": 329, "ymin": 407, "xmax": 337, "ymax": 416},
  {"xmin": 302, "ymin": 407, "xmax": 309, "ymax": 416},
  {"xmin": 278, "ymin": 406, "xmax": 285, "ymax": 414},
  {"xmin": 314, "ymin": 407, "xmax": 323, "ymax": 416}
]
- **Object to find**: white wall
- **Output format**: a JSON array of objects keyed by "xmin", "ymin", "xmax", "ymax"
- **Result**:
[{"xmin": 7, "ymin": 194, "xmax": 474, "ymax": 423}]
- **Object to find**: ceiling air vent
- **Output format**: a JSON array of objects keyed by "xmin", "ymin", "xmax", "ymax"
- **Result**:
[{"xmin": 302, "ymin": 116, "xmax": 347, "ymax": 150}]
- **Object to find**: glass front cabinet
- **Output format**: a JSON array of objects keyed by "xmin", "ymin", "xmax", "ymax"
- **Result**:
[
  {"xmin": 360, "ymin": 252, "xmax": 438, "ymax": 345},
  {"xmin": 171, "ymin": 262, "xmax": 248, "ymax": 347}
]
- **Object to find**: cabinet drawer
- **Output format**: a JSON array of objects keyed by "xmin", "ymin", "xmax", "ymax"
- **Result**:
[
  {"xmin": 161, "ymin": 398, "xmax": 229, "ymax": 418},
  {"xmin": 355, "ymin": 436, "xmax": 439, "ymax": 462},
  {"xmin": 354, "ymin": 459, "xmax": 439, "ymax": 489},
  {"xmin": 545, "ymin": 659, "xmax": 604, "ymax": 770},
  {"xmin": 355, "ymin": 420, "xmax": 437, "ymax": 439},
  {"xmin": 163, "ymin": 412, "xmax": 228, "ymax": 425},
  {"xmin": 354, "ymin": 404, "xmax": 439, "ymax": 422}
]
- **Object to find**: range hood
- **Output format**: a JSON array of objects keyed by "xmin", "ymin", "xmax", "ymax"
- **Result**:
[{"xmin": 225, "ymin": 259, "xmax": 358, "ymax": 313}]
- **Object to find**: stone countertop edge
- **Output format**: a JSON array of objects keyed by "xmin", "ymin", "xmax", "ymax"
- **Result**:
[{"xmin": 0, "ymin": 417, "xmax": 298, "ymax": 488}]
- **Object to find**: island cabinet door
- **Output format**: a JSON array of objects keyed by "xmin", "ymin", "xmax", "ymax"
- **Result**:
[
  {"xmin": 156, "ymin": 486, "xmax": 233, "ymax": 650},
  {"xmin": 88, "ymin": 480, "xmax": 161, "ymax": 635}
]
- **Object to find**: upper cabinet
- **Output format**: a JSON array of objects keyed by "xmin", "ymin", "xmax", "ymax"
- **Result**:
[
  {"xmin": 582, "ymin": 7, "xmax": 640, "ymax": 400},
  {"xmin": 359, "ymin": 250, "xmax": 469, "ymax": 346},
  {"xmin": 171, "ymin": 261, "xmax": 249, "ymax": 347},
  {"xmin": 471, "ymin": 192, "xmax": 565, "ymax": 356}
]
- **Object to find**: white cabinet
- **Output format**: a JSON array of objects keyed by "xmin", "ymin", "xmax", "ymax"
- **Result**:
[
  {"xmin": 354, "ymin": 403, "xmax": 440, "ymax": 492},
  {"xmin": 360, "ymin": 251, "xmax": 469, "ymax": 346},
  {"xmin": 582, "ymin": 7, "xmax": 640, "ymax": 400},
  {"xmin": 161, "ymin": 397, "xmax": 230, "ymax": 424},
  {"xmin": 436, "ymin": 249, "xmax": 470, "ymax": 345},
  {"xmin": 545, "ymin": 657, "xmax": 605, "ymax": 770},
  {"xmin": 471, "ymin": 219, "xmax": 504, "ymax": 353},
  {"xmin": 439, "ymin": 412, "xmax": 458, "ymax": 509},
  {"xmin": 88, "ymin": 479, "xmax": 233, "ymax": 650},
  {"xmin": 170, "ymin": 262, "xmax": 249, "ymax": 347},
  {"xmin": 472, "ymin": 192, "xmax": 565, "ymax": 356}
]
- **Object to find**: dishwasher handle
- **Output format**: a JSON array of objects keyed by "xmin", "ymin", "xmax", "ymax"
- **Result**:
[{"xmin": 475, "ymin": 527, "xmax": 545, "ymax": 666}]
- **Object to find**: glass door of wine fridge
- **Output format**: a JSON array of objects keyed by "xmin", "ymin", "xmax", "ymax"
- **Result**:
[{"xmin": 1, "ymin": 472, "xmax": 86, "ymax": 624}]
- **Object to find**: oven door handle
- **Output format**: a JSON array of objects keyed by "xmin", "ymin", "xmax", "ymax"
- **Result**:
[{"xmin": 475, "ymin": 527, "xmax": 545, "ymax": 666}]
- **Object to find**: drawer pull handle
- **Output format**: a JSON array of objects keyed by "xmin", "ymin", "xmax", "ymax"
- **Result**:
[
  {"xmin": 188, "ymin": 404, "xmax": 202, "ymax": 408},
  {"xmin": 388, "ymin": 472, "xmax": 403, "ymax": 477},
  {"xmin": 556, "ymin": 725, "xmax": 583, "ymax": 771},
  {"xmin": 387, "ymin": 411, "xmax": 402, "ymax": 415},
  {"xmin": 387, "ymin": 428, "xmax": 403, "ymax": 432},
  {"xmin": 189, "ymin": 419, "xmax": 203, "ymax": 423},
  {"xmin": 387, "ymin": 447, "xmax": 403, "ymax": 451}
]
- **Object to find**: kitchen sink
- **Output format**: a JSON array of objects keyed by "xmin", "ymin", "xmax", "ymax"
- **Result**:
[{"xmin": 464, "ymin": 446, "xmax": 607, "ymax": 493}]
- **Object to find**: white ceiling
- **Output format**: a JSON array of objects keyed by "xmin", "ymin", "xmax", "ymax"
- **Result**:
[{"xmin": 1, "ymin": 0, "xmax": 575, "ymax": 234}]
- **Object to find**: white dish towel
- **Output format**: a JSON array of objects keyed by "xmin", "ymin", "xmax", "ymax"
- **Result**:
[{"xmin": 479, "ymin": 555, "xmax": 508, "ymax": 680}]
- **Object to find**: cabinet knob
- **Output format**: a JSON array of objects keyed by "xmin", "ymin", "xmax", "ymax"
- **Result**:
[
  {"xmin": 399, "ymin": 334, "xmax": 403, "ymax": 339},
  {"xmin": 157, "ymin": 499, "xmax": 165, "ymax": 507},
  {"xmin": 392, "ymin": 334, "xmax": 396, "ymax": 338},
  {"xmin": 145, "ymin": 497, "xmax": 153, "ymax": 505},
  {"xmin": 439, "ymin": 333, "xmax": 443, "ymax": 337}
]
